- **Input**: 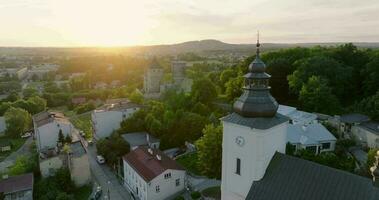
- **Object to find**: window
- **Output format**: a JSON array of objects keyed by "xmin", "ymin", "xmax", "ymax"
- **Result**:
[
  {"xmin": 322, "ymin": 142, "xmax": 330, "ymax": 150},
  {"xmin": 164, "ymin": 173, "xmax": 171, "ymax": 179},
  {"xmin": 156, "ymin": 185, "xmax": 160, "ymax": 193},
  {"xmin": 176, "ymin": 178, "xmax": 180, "ymax": 186},
  {"xmin": 305, "ymin": 146, "xmax": 317, "ymax": 154},
  {"xmin": 236, "ymin": 158, "xmax": 241, "ymax": 175}
]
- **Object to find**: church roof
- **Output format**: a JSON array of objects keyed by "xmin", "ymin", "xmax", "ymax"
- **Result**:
[
  {"xmin": 246, "ymin": 152, "xmax": 379, "ymax": 200},
  {"xmin": 222, "ymin": 112, "xmax": 288, "ymax": 130}
]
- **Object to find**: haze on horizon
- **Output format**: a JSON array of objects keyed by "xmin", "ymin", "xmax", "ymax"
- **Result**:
[{"xmin": 1, "ymin": 0, "xmax": 379, "ymax": 47}]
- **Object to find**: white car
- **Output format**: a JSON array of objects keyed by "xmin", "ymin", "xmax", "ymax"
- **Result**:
[
  {"xmin": 21, "ymin": 132, "xmax": 32, "ymax": 138},
  {"xmin": 96, "ymin": 155, "xmax": 105, "ymax": 164}
]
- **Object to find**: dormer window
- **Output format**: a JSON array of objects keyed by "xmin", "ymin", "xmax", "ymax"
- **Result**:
[{"xmin": 164, "ymin": 173, "xmax": 171, "ymax": 179}]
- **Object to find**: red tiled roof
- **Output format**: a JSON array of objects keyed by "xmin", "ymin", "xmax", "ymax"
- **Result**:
[
  {"xmin": 123, "ymin": 147, "xmax": 184, "ymax": 182},
  {"xmin": 0, "ymin": 173, "xmax": 33, "ymax": 194}
]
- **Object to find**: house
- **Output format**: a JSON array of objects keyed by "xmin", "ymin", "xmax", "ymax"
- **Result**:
[
  {"xmin": 92, "ymin": 100, "xmax": 141, "ymax": 139},
  {"xmin": 33, "ymin": 111, "xmax": 74, "ymax": 151},
  {"xmin": 0, "ymin": 173, "xmax": 34, "ymax": 200},
  {"xmin": 0, "ymin": 116, "xmax": 6, "ymax": 136},
  {"xmin": 287, "ymin": 123, "xmax": 336, "ymax": 154},
  {"xmin": 221, "ymin": 41, "xmax": 379, "ymax": 200},
  {"xmin": 121, "ymin": 132, "xmax": 160, "ymax": 151},
  {"xmin": 352, "ymin": 121, "xmax": 379, "ymax": 148},
  {"xmin": 0, "ymin": 140, "xmax": 11, "ymax": 152},
  {"xmin": 68, "ymin": 140, "xmax": 91, "ymax": 186},
  {"xmin": 339, "ymin": 113, "xmax": 369, "ymax": 137},
  {"xmin": 123, "ymin": 147, "xmax": 186, "ymax": 200},
  {"xmin": 277, "ymin": 105, "xmax": 317, "ymax": 125}
]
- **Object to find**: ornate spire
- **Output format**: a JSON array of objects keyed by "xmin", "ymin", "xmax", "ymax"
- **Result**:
[{"xmin": 233, "ymin": 33, "xmax": 279, "ymax": 118}]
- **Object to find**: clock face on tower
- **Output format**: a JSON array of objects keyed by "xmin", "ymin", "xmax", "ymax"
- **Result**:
[{"xmin": 235, "ymin": 136, "xmax": 245, "ymax": 147}]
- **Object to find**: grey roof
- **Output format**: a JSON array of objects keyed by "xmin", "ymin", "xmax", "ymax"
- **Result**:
[
  {"xmin": 222, "ymin": 112, "xmax": 288, "ymax": 130},
  {"xmin": 358, "ymin": 121, "xmax": 379, "ymax": 135},
  {"xmin": 246, "ymin": 152, "xmax": 379, "ymax": 200},
  {"xmin": 122, "ymin": 132, "xmax": 159, "ymax": 147},
  {"xmin": 70, "ymin": 141, "xmax": 86, "ymax": 157},
  {"xmin": 287, "ymin": 123, "xmax": 336, "ymax": 145},
  {"xmin": 340, "ymin": 113, "xmax": 369, "ymax": 124}
]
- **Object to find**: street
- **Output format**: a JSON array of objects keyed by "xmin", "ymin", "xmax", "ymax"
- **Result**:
[{"xmin": 87, "ymin": 144, "xmax": 132, "ymax": 200}]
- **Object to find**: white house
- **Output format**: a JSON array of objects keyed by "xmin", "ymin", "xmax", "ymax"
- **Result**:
[
  {"xmin": 123, "ymin": 147, "xmax": 186, "ymax": 200},
  {"xmin": 287, "ymin": 123, "xmax": 336, "ymax": 154},
  {"xmin": 352, "ymin": 121, "xmax": 379, "ymax": 148},
  {"xmin": 121, "ymin": 132, "xmax": 160, "ymax": 151},
  {"xmin": 0, "ymin": 173, "xmax": 34, "ymax": 200},
  {"xmin": 91, "ymin": 100, "xmax": 141, "ymax": 139},
  {"xmin": 33, "ymin": 111, "xmax": 74, "ymax": 151}
]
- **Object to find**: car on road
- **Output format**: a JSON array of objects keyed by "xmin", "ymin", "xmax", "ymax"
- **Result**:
[
  {"xmin": 97, "ymin": 155, "xmax": 105, "ymax": 164},
  {"xmin": 90, "ymin": 186, "xmax": 102, "ymax": 200},
  {"xmin": 21, "ymin": 132, "xmax": 32, "ymax": 138}
]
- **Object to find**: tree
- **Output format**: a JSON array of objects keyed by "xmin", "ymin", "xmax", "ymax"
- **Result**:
[
  {"xmin": 64, "ymin": 134, "xmax": 72, "ymax": 144},
  {"xmin": 4, "ymin": 107, "xmax": 32, "ymax": 137},
  {"xmin": 58, "ymin": 129, "xmax": 65, "ymax": 146},
  {"xmin": 191, "ymin": 77, "xmax": 217, "ymax": 105},
  {"xmin": 27, "ymin": 96, "xmax": 47, "ymax": 114},
  {"xmin": 299, "ymin": 76, "xmax": 340, "ymax": 114},
  {"xmin": 225, "ymin": 76, "xmax": 243, "ymax": 102},
  {"xmin": 23, "ymin": 87, "xmax": 39, "ymax": 98},
  {"xmin": 96, "ymin": 133, "xmax": 130, "ymax": 166},
  {"xmin": 4, "ymin": 91, "xmax": 20, "ymax": 102},
  {"xmin": 367, "ymin": 148, "xmax": 379, "ymax": 171},
  {"xmin": 354, "ymin": 90, "xmax": 379, "ymax": 121},
  {"xmin": 196, "ymin": 124, "xmax": 223, "ymax": 178},
  {"xmin": 362, "ymin": 55, "xmax": 379, "ymax": 96},
  {"xmin": 129, "ymin": 90, "xmax": 143, "ymax": 104},
  {"xmin": 220, "ymin": 69, "xmax": 237, "ymax": 92}
]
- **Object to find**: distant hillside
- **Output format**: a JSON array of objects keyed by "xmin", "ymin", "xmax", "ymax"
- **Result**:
[{"xmin": 1, "ymin": 40, "xmax": 379, "ymax": 56}]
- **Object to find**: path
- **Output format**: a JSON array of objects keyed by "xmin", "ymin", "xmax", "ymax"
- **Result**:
[{"xmin": 0, "ymin": 137, "xmax": 33, "ymax": 173}]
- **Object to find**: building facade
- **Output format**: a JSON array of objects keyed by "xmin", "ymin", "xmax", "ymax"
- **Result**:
[{"xmin": 144, "ymin": 58, "xmax": 164, "ymax": 97}]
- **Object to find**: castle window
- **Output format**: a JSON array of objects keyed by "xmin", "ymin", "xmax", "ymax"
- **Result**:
[{"xmin": 236, "ymin": 158, "xmax": 241, "ymax": 175}]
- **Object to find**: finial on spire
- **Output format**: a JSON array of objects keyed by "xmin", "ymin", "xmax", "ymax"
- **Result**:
[{"xmin": 256, "ymin": 30, "xmax": 260, "ymax": 57}]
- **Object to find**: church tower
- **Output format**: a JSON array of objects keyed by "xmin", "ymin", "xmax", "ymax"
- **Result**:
[{"xmin": 221, "ymin": 34, "xmax": 289, "ymax": 200}]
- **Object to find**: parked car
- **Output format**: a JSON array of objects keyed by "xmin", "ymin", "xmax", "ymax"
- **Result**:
[
  {"xmin": 97, "ymin": 155, "xmax": 105, "ymax": 164},
  {"xmin": 79, "ymin": 131, "xmax": 85, "ymax": 137},
  {"xmin": 21, "ymin": 132, "xmax": 32, "ymax": 138},
  {"xmin": 88, "ymin": 139, "xmax": 93, "ymax": 146},
  {"xmin": 90, "ymin": 186, "xmax": 102, "ymax": 200}
]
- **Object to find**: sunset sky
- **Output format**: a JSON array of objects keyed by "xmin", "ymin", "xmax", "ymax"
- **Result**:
[{"xmin": 1, "ymin": 0, "xmax": 379, "ymax": 47}]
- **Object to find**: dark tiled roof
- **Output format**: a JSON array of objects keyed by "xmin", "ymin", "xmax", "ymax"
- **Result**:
[
  {"xmin": 221, "ymin": 112, "xmax": 288, "ymax": 130},
  {"xmin": 123, "ymin": 147, "xmax": 184, "ymax": 182},
  {"xmin": 358, "ymin": 121, "xmax": 379, "ymax": 135},
  {"xmin": 122, "ymin": 132, "xmax": 159, "ymax": 147},
  {"xmin": 340, "ymin": 113, "xmax": 369, "ymax": 124},
  {"xmin": 33, "ymin": 111, "xmax": 69, "ymax": 127},
  {"xmin": 0, "ymin": 173, "xmax": 33, "ymax": 194},
  {"xmin": 246, "ymin": 152, "xmax": 379, "ymax": 200}
]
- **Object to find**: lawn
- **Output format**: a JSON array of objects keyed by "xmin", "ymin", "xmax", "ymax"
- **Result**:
[
  {"xmin": 176, "ymin": 153, "xmax": 201, "ymax": 175},
  {"xmin": 0, "ymin": 136, "xmax": 26, "ymax": 162},
  {"xmin": 74, "ymin": 184, "xmax": 93, "ymax": 200},
  {"xmin": 69, "ymin": 113, "xmax": 93, "ymax": 139},
  {"xmin": 202, "ymin": 186, "xmax": 221, "ymax": 200}
]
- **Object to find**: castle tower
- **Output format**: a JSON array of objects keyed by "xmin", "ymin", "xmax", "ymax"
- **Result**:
[
  {"xmin": 144, "ymin": 57, "xmax": 164, "ymax": 95},
  {"xmin": 221, "ymin": 34, "xmax": 289, "ymax": 200},
  {"xmin": 171, "ymin": 60, "xmax": 187, "ymax": 85}
]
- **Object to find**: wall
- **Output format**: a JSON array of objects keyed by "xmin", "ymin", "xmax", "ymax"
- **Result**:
[
  {"xmin": 144, "ymin": 68, "xmax": 164, "ymax": 94},
  {"xmin": 123, "ymin": 160, "xmax": 148, "ymax": 200},
  {"xmin": 36, "ymin": 122, "xmax": 72, "ymax": 151},
  {"xmin": 221, "ymin": 121, "xmax": 288, "ymax": 200},
  {"xmin": 39, "ymin": 156, "xmax": 64, "ymax": 178},
  {"xmin": 352, "ymin": 126, "xmax": 379, "ymax": 148},
  {"xmin": 70, "ymin": 154, "xmax": 91, "ymax": 186}
]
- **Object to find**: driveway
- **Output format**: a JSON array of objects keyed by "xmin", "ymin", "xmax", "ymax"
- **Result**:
[
  {"xmin": 87, "ymin": 144, "xmax": 132, "ymax": 200},
  {"xmin": 0, "ymin": 137, "xmax": 33, "ymax": 173}
]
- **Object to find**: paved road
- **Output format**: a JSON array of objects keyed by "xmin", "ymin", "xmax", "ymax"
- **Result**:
[
  {"xmin": 87, "ymin": 144, "xmax": 132, "ymax": 200},
  {"xmin": 0, "ymin": 137, "xmax": 33, "ymax": 172}
]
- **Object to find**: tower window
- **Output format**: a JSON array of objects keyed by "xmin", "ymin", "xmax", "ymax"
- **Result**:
[{"xmin": 236, "ymin": 158, "xmax": 241, "ymax": 175}]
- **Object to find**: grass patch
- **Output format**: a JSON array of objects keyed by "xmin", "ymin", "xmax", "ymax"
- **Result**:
[
  {"xmin": 0, "ymin": 136, "xmax": 26, "ymax": 162},
  {"xmin": 202, "ymin": 186, "xmax": 221, "ymax": 200},
  {"xmin": 176, "ymin": 153, "xmax": 201, "ymax": 175},
  {"xmin": 70, "ymin": 113, "xmax": 93, "ymax": 139},
  {"xmin": 74, "ymin": 184, "xmax": 93, "ymax": 200}
]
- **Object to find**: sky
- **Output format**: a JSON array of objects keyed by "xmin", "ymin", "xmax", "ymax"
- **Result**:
[{"xmin": 0, "ymin": 0, "xmax": 379, "ymax": 47}]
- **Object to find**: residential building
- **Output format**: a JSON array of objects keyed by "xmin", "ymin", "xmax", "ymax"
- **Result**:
[
  {"xmin": 123, "ymin": 147, "xmax": 186, "ymax": 200},
  {"xmin": 144, "ymin": 58, "xmax": 164, "ymax": 99},
  {"xmin": 352, "ymin": 121, "xmax": 379, "ymax": 148},
  {"xmin": 287, "ymin": 123, "xmax": 336, "ymax": 154},
  {"xmin": 68, "ymin": 140, "xmax": 91, "ymax": 186},
  {"xmin": 221, "ymin": 41, "xmax": 379, "ymax": 200},
  {"xmin": 277, "ymin": 104, "xmax": 317, "ymax": 125},
  {"xmin": 33, "ymin": 111, "xmax": 74, "ymax": 151},
  {"xmin": 0, "ymin": 140, "xmax": 11, "ymax": 152},
  {"xmin": 27, "ymin": 63, "xmax": 59, "ymax": 80},
  {"xmin": 339, "ymin": 113, "xmax": 369, "ymax": 137},
  {"xmin": 4, "ymin": 67, "xmax": 28, "ymax": 80},
  {"xmin": 91, "ymin": 99, "xmax": 141, "ymax": 139},
  {"xmin": 121, "ymin": 132, "xmax": 160, "ymax": 151},
  {"xmin": 0, "ymin": 173, "xmax": 33, "ymax": 200}
]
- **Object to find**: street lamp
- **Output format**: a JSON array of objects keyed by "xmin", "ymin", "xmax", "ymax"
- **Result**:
[{"xmin": 107, "ymin": 181, "xmax": 111, "ymax": 200}]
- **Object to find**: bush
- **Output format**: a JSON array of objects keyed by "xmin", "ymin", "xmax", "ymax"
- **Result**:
[
  {"xmin": 74, "ymin": 103, "xmax": 95, "ymax": 114},
  {"xmin": 191, "ymin": 191, "xmax": 201, "ymax": 199}
]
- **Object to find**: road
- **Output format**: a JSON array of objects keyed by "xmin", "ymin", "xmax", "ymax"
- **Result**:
[{"xmin": 87, "ymin": 144, "xmax": 132, "ymax": 200}]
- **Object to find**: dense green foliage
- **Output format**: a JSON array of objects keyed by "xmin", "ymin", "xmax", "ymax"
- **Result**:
[
  {"xmin": 96, "ymin": 133, "xmax": 130, "ymax": 166},
  {"xmin": 4, "ymin": 107, "xmax": 32, "ymax": 137},
  {"xmin": 0, "ymin": 96, "xmax": 46, "ymax": 115}
]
